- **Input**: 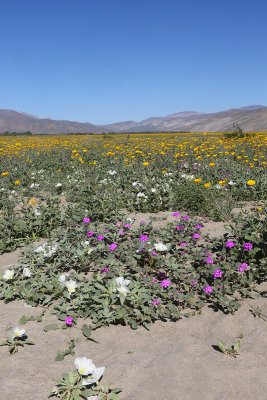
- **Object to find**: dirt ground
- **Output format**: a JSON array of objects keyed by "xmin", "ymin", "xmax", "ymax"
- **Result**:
[{"xmin": 0, "ymin": 215, "xmax": 266, "ymax": 400}]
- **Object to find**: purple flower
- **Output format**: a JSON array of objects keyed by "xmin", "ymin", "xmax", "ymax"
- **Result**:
[
  {"xmin": 204, "ymin": 285, "xmax": 213, "ymax": 293},
  {"xmin": 213, "ymin": 269, "xmax": 223, "ymax": 278},
  {"xmin": 237, "ymin": 263, "xmax": 248, "ymax": 272},
  {"xmin": 195, "ymin": 224, "xmax": 203, "ymax": 229},
  {"xmin": 118, "ymin": 230, "xmax": 124, "ymax": 235},
  {"xmin": 158, "ymin": 270, "xmax": 167, "ymax": 277},
  {"xmin": 140, "ymin": 235, "xmax": 148, "ymax": 242},
  {"xmin": 151, "ymin": 251, "xmax": 158, "ymax": 255},
  {"xmin": 153, "ymin": 298, "xmax": 160, "ymax": 306},
  {"xmin": 173, "ymin": 212, "xmax": 180, "ymax": 217},
  {"xmin": 225, "ymin": 241, "xmax": 235, "ymax": 248},
  {"xmin": 124, "ymin": 224, "xmax": 131, "ymax": 229},
  {"xmin": 109, "ymin": 243, "xmax": 117, "ymax": 251},
  {"xmin": 176, "ymin": 225, "xmax": 184, "ymax": 231},
  {"xmin": 190, "ymin": 280, "xmax": 198, "ymax": 286},
  {"xmin": 183, "ymin": 216, "xmax": 190, "ymax": 221},
  {"xmin": 243, "ymin": 242, "xmax": 253, "ymax": 251},
  {"xmin": 192, "ymin": 233, "xmax": 200, "ymax": 239},
  {"xmin": 206, "ymin": 257, "xmax": 214, "ymax": 264},
  {"xmin": 140, "ymin": 220, "xmax": 146, "ymax": 224},
  {"xmin": 65, "ymin": 317, "xmax": 73, "ymax": 326},
  {"xmin": 83, "ymin": 217, "xmax": 90, "ymax": 223},
  {"xmin": 97, "ymin": 235, "xmax": 104, "ymax": 241},
  {"xmin": 100, "ymin": 267, "xmax": 109, "ymax": 274},
  {"xmin": 87, "ymin": 231, "xmax": 95, "ymax": 237},
  {"xmin": 152, "ymin": 278, "xmax": 158, "ymax": 283},
  {"xmin": 180, "ymin": 242, "xmax": 188, "ymax": 247},
  {"xmin": 161, "ymin": 279, "xmax": 171, "ymax": 288},
  {"xmin": 104, "ymin": 230, "xmax": 109, "ymax": 233}
]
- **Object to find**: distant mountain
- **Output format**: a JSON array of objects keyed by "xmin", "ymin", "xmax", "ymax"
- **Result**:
[
  {"xmin": 101, "ymin": 106, "xmax": 267, "ymax": 133},
  {"xmin": 0, "ymin": 110, "xmax": 106, "ymax": 134},
  {"xmin": 0, "ymin": 106, "xmax": 266, "ymax": 134}
]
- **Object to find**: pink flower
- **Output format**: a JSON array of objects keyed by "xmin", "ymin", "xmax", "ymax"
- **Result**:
[
  {"xmin": 192, "ymin": 233, "xmax": 200, "ymax": 239},
  {"xmin": 206, "ymin": 257, "xmax": 214, "ymax": 264},
  {"xmin": 152, "ymin": 278, "xmax": 158, "ymax": 283},
  {"xmin": 180, "ymin": 242, "xmax": 188, "ymax": 247},
  {"xmin": 183, "ymin": 216, "xmax": 190, "ymax": 221},
  {"xmin": 65, "ymin": 317, "xmax": 73, "ymax": 326},
  {"xmin": 100, "ymin": 267, "xmax": 109, "ymax": 274},
  {"xmin": 213, "ymin": 269, "xmax": 223, "ymax": 278},
  {"xmin": 225, "ymin": 241, "xmax": 235, "ymax": 248},
  {"xmin": 97, "ymin": 235, "xmax": 104, "ymax": 241},
  {"xmin": 161, "ymin": 279, "xmax": 171, "ymax": 288},
  {"xmin": 115, "ymin": 221, "xmax": 122, "ymax": 227},
  {"xmin": 83, "ymin": 217, "xmax": 90, "ymax": 223},
  {"xmin": 109, "ymin": 243, "xmax": 117, "ymax": 251},
  {"xmin": 151, "ymin": 251, "xmax": 158, "ymax": 255},
  {"xmin": 153, "ymin": 299, "xmax": 160, "ymax": 306},
  {"xmin": 173, "ymin": 212, "xmax": 180, "ymax": 217},
  {"xmin": 204, "ymin": 285, "xmax": 212, "ymax": 293},
  {"xmin": 190, "ymin": 280, "xmax": 198, "ymax": 286},
  {"xmin": 140, "ymin": 235, "xmax": 148, "ymax": 242},
  {"xmin": 118, "ymin": 230, "xmax": 124, "ymax": 235},
  {"xmin": 140, "ymin": 220, "xmax": 146, "ymax": 224},
  {"xmin": 237, "ymin": 263, "xmax": 248, "ymax": 272},
  {"xmin": 195, "ymin": 224, "xmax": 203, "ymax": 229},
  {"xmin": 243, "ymin": 242, "xmax": 253, "ymax": 251},
  {"xmin": 124, "ymin": 224, "xmax": 131, "ymax": 229},
  {"xmin": 87, "ymin": 231, "xmax": 94, "ymax": 237},
  {"xmin": 176, "ymin": 225, "xmax": 184, "ymax": 231}
]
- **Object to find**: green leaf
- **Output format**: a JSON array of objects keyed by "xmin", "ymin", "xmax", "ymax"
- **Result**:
[
  {"xmin": 233, "ymin": 341, "xmax": 240, "ymax": 352},
  {"xmin": 55, "ymin": 352, "xmax": 64, "ymax": 361},
  {"xmin": 82, "ymin": 324, "xmax": 99, "ymax": 343},
  {"xmin": 217, "ymin": 340, "xmax": 226, "ymax": 353},
  {"xmin": 44, "ymin": 323, "xmax": 59, "ymax": 332}
]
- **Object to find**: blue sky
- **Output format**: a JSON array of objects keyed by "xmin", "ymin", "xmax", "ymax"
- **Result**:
[{"xmin": 1, "ymin": 0, "xmax": 267, "ymax": 124}]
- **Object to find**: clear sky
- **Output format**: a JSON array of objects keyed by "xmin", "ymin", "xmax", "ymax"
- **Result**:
[{"xmin": 1, "ymin": 0, "xmax": 267, "ymax": 124}]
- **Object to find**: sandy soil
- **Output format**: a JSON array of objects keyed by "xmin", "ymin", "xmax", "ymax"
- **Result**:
[{"xmin": 1, "ymin": 217, "xmax": 266, "ymax": 400}]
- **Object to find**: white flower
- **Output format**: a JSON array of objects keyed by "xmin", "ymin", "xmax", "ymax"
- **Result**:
[
  {"xmin": 30, "ymin": 183, "xmax": 40, "ymax": 188},
  {"xmin": 3, "ymin": 269, "xmax": 14, "ymax": 280},
  {"xmin": 82, "ymin": 366, "xmax": 105, "ymax": 385},
  {"xmin": 87, "ymin": 248, "xmax": 95, "ymax": 255},
  {"xmin": 65, "ymin": 280, "xmax": 77, "ymax": 294},
  {"xmin": 228, "ymin": 181, "xmax": 236, "ymax": 185},
  {"xmin": 154, "ymin": 242, "xmax": 168, "ymax": 252},
  {"xmin": 151, "ymin": 188, "xmax": 156, "ymax": 193},
  {"xmin": 116, "ymin": 277, "xmax": 130, "ymax": 287},
  {"xmin": 132, "ymin": 181, "xmax": 139, "ymax": 186},
  {"xmin": 107, "ymin": 170, "xmax": 117, "ymax": 175},
  {"xmin": 136, "ymin": 192, "xmax": 147, "ymax": 199},
  {"xmin": 35, "ymin": 243, "xmax": 57, "ymax": 257},
  {"xmin": 55, "ymin": 183, "xmax": 62, "ymax": 187},
  {"xmin": 82, "ymin": 241, "xmax": 90, "ymax": 246},
  {"xmin": 87, "ymin": 396, "xmax": 99, "ymax": 400},
  {"xmin": 23, "ymin": 267, "xmax": 31, "ymax": 277},
  {"xmin": 58, "ymin": 273, "xmax": 68, "ymax": 283},
  {"xmin": 215, "ymin": 184, "xmax": 223, "ymax": 189},
  {"xmin": 116, "ymin": 285, "xmax": 130, "ymax": 296},
  {"xmin": 126, "ymin": 218, "xmax": 134, "ymax": 224},
  {"xmin": 74, "ymin": 357, "xmax": 96, "ymax": 376},
  {"xmin": 34, "ymin": 209, "xmax": 41, "ymax": 216},
  {"xmin": 12, "ymin": 327, "xmax": 25, "ymax": 338}
]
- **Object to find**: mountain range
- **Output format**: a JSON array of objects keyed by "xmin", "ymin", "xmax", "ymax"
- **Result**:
[{"xmin": 0, "ymin": 105, "xmax": 267, "ymax": 134}]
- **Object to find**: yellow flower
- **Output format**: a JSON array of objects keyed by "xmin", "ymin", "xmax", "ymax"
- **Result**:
[
  {"xmin": 143, "ymin": 162, "xmax": 149, "ymax": 166},
  {"xmin": 1, "ymin": 171, "xmax": 9, "ymax": 176},
  {"xmin": 194, "ymin": 179, "xmax": 202, "ymax": 183},
  {"xmin": 258, "ymin": 207, "xmax": 262, "ymax": 211},
  {"xmin": 247, "ymin": 180, "xmax": 255, "ymax": 186},
  {"xmin": 204, "ymin": 183, "xmax": 211, "ymax": 188},
  {"xmin": 30, "ymin": 199, "xmax": 35, "ymax": 205},
  {"xmin": 209, "ymin": 163, "xmax": 215, "ymax": 167},
  {"xmin": 15, "ymin": 180, "xmax": 20, "ymax": 185},
  {"xmin": 162, "ymin": 170, "xmax": 166, "ymax": 174},
  {"xmin": 219, "ymin": 180, "xmax": 227, "ymax": 185},
  {"xmin": 57, "ymin": 169, "xmax": 61, "ymax": 172}
]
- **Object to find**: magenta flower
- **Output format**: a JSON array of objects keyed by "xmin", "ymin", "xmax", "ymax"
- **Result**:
[
  {"xmin": 151, "ymin": 251, "xmax": 158, "ymax": 255},
  {"xmin": 124, "ymin": 224, "xmax": 131, "ymax": 229},
  {"xmin": 97, "ymin": 235, "xmax": 104, "ymax": 241},
  {"xmin": 161, "ymin": 279, "xmax": 171, "ymax": 288},
  {"xmin": 140, "ymin": 220, "xmax": 146, "ymax": 224},
  {"xmin": 153, "ymin": 298, "xmax": 160, "ymax": 306},
  {"xmin": 183, "ymin": 216, "xmax": 190, "ymax": 221},
  {"xmin": 173, "ymin": 212, "xmax": 180, "ymax": 217},
  {"xmin": 83, "ymin": 217, "xmax": 90, "ymax": 223},
  {"xmin": 140, "ymin": 235, "xmax": 148, "ymax": 242},
  {"xmin": 206, "ymin": 257, "xmax": 214, "ymax": 264},
  {"xmin": 176, "ymin": 225, "xmax": 184, "ymax": 231},
  {"xmin": 180, "ymin": 242, "xmax": 188, "ymax": 247},
  {"xmin": 237, "ymin": 263, "xmax": 248, "ymax": 272},
  {"xmin": 192, "ymin": 233, "xmax": 200, "ymax": 239},
  {"xmin": 115, "ymin": 221, "xmax": 122, "ymax": 227},
  {"xmin": 195, "ymin": 224, "xmax": 203, "ymax": 229},
  {"xmin": 225, "ymin": 241, "xmax": 235, "ymax": 248},
  {"xmin": 152, "ymin": 278, "xmax": 158, "ymax": 283},
  {"xmin": 243, "ymin": 242, "xmax": 253, "ymax": 251},
  {"xmin": 190, "ymin": 280, "xmax": 198, "ymax": 286},
  {"xmin": 65, "ymin": 317, "xmax": 73, "ymax": 326},
  {"xmin": 109, "ymin": 243, "xmax": 117, "ymax": 251},
  {"xmin": 213, "ymin": 269, "xmax": 223, "ymax": 278},
  {"xmin": 118, "ymin": 230, "xmax": 124, "ymax": 235},
  {"xmin": 87, "ymin": 231, "xmax": 95, "ymax": 237},
  {"xmin": 204, "ymin": 285, "xmax": 213, "ymax": 293},
  {"xmin": 100, "ymin": 267, "xmax": 109, "ymax": 274}
]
